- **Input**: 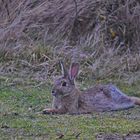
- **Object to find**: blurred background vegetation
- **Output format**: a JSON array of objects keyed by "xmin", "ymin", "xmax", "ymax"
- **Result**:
[{"xmin": 0, "ymin": 0, "xmax": 140, "ymax": 87}]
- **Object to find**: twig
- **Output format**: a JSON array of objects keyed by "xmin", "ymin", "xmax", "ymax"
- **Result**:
[{"xmin": 73, "ymin": 0, "xmax": 78, "ymax": 19}]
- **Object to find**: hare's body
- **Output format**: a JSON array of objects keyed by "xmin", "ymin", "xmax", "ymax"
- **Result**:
[
  {"xmin": 43, "ymin": 62, "xmax": 140, "ymax": 114},
  {"xmin": 78, "ymin": 85, "xmax": 134, "ymax": 113}
]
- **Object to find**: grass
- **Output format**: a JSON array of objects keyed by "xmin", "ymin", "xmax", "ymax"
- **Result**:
[{"xmin": 0, "ymin": 82, "xmax": 140, "ymax": 140}]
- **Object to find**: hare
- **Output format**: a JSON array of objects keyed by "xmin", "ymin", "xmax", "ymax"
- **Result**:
[{"xmin": 43, "ymin": 62, "xmax": 140, "ymax": 114}]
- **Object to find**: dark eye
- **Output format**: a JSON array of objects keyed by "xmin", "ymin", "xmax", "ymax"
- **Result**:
[{"xmin": 62, "ymin": 81, "xmax": 67, "ymax": 86}]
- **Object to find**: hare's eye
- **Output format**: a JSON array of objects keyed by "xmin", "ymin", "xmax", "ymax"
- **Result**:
[{"xmin": 62, "ymin": 81, "xmax": 67, "ymax": 86}]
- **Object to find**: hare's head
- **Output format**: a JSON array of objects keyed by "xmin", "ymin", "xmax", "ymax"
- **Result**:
[{"xmin": 52, "ymin": 61, "xmax": 79, "ymax": 98}]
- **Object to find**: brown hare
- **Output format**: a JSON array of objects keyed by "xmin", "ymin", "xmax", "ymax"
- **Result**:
[{"xmin": 43, "ymin": 62, "xmax": 140, "ymax": 114}]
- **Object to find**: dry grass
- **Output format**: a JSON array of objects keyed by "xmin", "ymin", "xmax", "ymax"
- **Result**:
[{"xmin": 0, "ymin": 0, "xmax": 140, "ymax": 86}]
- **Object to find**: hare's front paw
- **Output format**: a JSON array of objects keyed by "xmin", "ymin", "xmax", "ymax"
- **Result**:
[{"xmin": 42, "ymin": 108, "xmax": 56, "ymax": 114}]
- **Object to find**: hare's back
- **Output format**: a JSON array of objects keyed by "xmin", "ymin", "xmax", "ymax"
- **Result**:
[{"xmin": 79, "ymin": 84, "xmax": 134, "ymax": 112}]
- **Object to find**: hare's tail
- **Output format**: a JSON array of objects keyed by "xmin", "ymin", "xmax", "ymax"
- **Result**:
[{"xmin": 130, "ymin": 97, "xmax": 140, "ymax": 105}]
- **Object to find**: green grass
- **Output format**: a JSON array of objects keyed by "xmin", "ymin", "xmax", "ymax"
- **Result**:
[{"xmin": 0, "ymin": 83, "xmax": 140, "ymax": 140}]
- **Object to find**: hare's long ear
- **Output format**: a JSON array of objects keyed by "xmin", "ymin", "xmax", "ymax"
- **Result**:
[
  {"xmin": 69, "ymin": 63, "xmax": 79, "ymax": 81},
  {"xmin": 59, "ymin": 61, "xmax": 68, "ymax": 77}
]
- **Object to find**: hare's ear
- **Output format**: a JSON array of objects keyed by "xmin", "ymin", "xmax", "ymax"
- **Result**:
[
  {"xmin": 59, "ymin": 61, "xmax": 68, "ymax": 77},
  {"xmin": 70, "ymin": 63, "xmax": 79, "ymax": 80}
]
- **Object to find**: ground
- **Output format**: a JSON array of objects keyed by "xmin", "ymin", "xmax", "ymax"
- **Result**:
[{"xmin": 0, "ymin": 81, "xmax": 140, "ymax": 140}]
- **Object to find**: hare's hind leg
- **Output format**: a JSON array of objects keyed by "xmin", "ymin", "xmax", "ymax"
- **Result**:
[{"xmin": 108, "ymin": 84, "xmax": 134, "ymax": 110}]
